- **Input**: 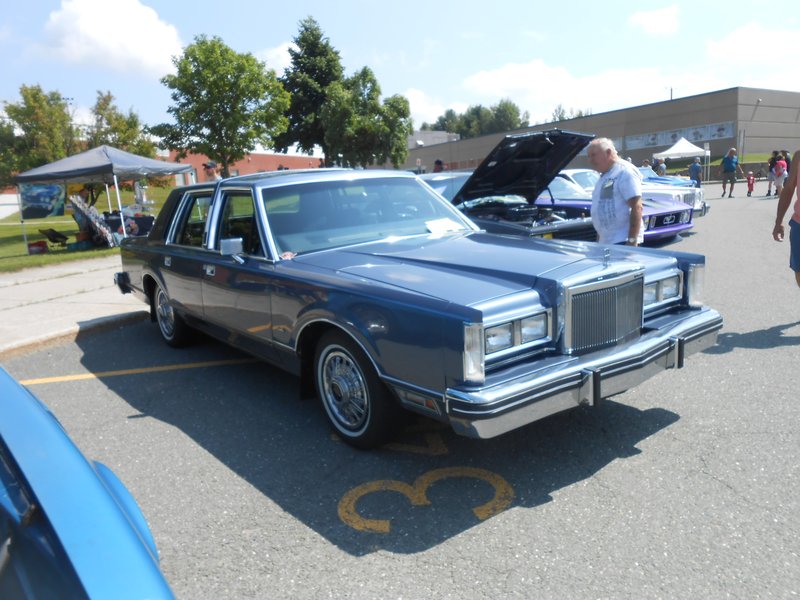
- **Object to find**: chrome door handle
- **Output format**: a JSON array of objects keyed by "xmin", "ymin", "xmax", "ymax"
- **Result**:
[{"xmin": 204, "ymin": 264, "xmax": 215, "ymax": 276}]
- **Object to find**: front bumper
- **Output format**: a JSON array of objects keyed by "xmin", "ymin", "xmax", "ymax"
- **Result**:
[
  {"xmin": 114, "ymin": 271, "xmax": 132, "ymax": 294},
  {"xmin": 445, "ymin": 307, "xmax": 722, "ymax": 439}
]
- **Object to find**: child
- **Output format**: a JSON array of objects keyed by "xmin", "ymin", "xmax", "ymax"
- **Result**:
[{"xmin": 746, "ymin": 171, "xmax": 755, "ymax": 197}]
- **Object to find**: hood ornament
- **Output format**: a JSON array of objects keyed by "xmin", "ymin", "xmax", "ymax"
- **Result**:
[{"xmin": 603, "ymin": 247, "xmax": 611, "ymax": 268}]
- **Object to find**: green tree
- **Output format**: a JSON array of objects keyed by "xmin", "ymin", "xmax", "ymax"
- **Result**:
[
  {"xmin": 3, "ymin": 84, "xmax": 79, "ymax": 172},
  {"xmin": 150, "ymin": 35, "xmax": 289, "ymax": 177},
  {"xmin": 491, "ymin": 99, "xmax": 529, "ymax": 132},
  {"xmin": 87, "ymin": 91, "xmax": 156, "ymax": 157},
  {"xmin": 551, "ymin": 103, "xmax": 568, "ymax": 122},
  {"xmin": 0, "ymin": 119, "xmax": 17, "ymax": 186},
  {"xmin": 379, "ymin": 94, "xmax": 414, "ymax": 168},
  {"xmin": 321, "ymin": 67, "xmax": 412, "ymax": 168},
  {"xmin": 424, "ymin": 101, "xmax": 529, "ymax": 138},
  {"xmin": 425, "ymin": 108, "xmax": 461, "ymax": 133},
  {"xmin": 459, "ymin": 105, "xmax": 494, "ymax": 138},
  {"xmin": 550, "ymin": 103, "xmax": 592, "ymax": 122},
  {"xmin": 274, "ymin": 17, "xmax": 344, "ymax": 163}
]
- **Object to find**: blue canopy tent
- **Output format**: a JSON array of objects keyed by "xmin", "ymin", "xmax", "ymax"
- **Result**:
[{"xmin": 13, "ymin": 145, "xmax": 192, "ymax": 250}]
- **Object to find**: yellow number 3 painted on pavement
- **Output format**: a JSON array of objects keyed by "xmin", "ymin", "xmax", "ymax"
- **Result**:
[{"xmin": 338, "ymin": 466, "xmax": 514, "ymax": 533}]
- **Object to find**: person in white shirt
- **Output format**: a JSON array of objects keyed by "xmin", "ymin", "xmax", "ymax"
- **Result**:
[{"xmin": 587, "ymin": 138, "xmax": 643, "ymax": 246}]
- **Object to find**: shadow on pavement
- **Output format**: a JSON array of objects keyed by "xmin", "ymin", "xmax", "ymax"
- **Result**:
[
  {"xmin": 71, "ymin": 320, "xmax": 679, "ymax": 556},
  {"xmin": 705, "ymin": 320, "xmax": 800, "ymax": 354}
]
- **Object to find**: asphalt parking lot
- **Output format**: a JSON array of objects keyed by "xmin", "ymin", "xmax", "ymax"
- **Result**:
[{"xmin": 3, "ymin": 181, "xmax": 800, "ymax": 599}]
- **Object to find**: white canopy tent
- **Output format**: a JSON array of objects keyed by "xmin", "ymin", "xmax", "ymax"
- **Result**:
[
  {"xmin": 652, "ymin": 137, "xmax": 705, "ymax": 159},
  {"xmin": 652, "ymin": 137, "xmax": 710, "ymax": 182}
]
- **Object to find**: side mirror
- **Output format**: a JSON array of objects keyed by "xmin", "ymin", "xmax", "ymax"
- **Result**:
[{"xmin": 220, "ymin": 237, "xmax": 244, "ymax": 257}]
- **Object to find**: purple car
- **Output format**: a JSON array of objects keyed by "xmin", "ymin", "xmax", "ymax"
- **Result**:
[{"xmin": 538, "ymin": 176, "xmax": 693, "ymax": 243}]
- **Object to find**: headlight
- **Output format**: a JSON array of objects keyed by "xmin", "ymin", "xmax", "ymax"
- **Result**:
[
  {"xmin": 644, "ymin": 282, "xmax": 658, "ymax": 306},
  {"xmin": 466, "ymin": 310, "xmax": 551, "ymax": 382},
  {"xmin": 485, "ymin": 323, "xmax": 513, "ymax": 354},
  {"xmin": 644, "ymin": 274, "xmax": 683, "ymax": 308},
  {"xmin": 661, "ymin": 276, "xmax": 681, "ymax": 299},
  {"xmin": 680, "ymin": 211, "xmax": 691, "ymax": 223},
  {"xmin": 520, "ymin": 314, "xmax": 548, "ymax": 344}
]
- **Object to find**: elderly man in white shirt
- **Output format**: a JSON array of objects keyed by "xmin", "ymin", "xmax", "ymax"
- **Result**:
[{"xmin": 587, "ymin": 138, "xmax": 643, "ymax": 246}]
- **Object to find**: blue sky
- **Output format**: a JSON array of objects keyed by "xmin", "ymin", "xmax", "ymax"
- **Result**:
[{"xmin": 2, "ymin": 0, "xmax": 799, "ymax": 134}]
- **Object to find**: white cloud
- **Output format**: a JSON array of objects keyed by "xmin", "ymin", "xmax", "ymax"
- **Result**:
[
  {"xmin": 459, "ymin": 58, "xmax": 708, "ymax": 124},
  {"xmin": 443, "ymin": 17, "xmax": 800, "ymax": 128},
  {"xmin": 256, "ymin": 42, "xmax": 295, "ymax": 75},
  {"xmin": 703, "ymin": 23, "xmax": 800, "ymax": 94},
  {"xmin": 705, "ymin": 22, "xmax": 798, "ymax": 70},
  {"xmin": 42, "ymin": 0, "xmax": 182, "ymax": 79},
  {"xmin": 404, "ymin": 87, "xmax": 468, "ymax": 127},
  {"xmin": 628, "ymin": 5, "xmax": 680, "ymax": 36},
  {"xmin": 70, "ymin": 104, "xmax": 94, "ymax": 129}
]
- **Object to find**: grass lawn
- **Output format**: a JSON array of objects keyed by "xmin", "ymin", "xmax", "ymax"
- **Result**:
[
  {"xmin": 665, "ymin": 152, "xmax": 771, "ymax": 175},
  {"xmin": 0, "ymin": 185, "xmax": 174, "ymax": 273}
]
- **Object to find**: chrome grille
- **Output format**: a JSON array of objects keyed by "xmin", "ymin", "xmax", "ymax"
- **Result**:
[
  {"xmin": 654, "ymin": 212, "xmax": 684, "ymax": 228},
  {"xmin": 564, "ymin": 274, "xmax": 643, "ymax": 354}
]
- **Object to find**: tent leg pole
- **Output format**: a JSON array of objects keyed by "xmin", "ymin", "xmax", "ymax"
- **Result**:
[
  {"xmin": 105, "ymin": 183, "xmax": 112, "ymax": 213},
  {"xmin": 16, "ymin": 187, "xmax": 29, "ymax": 253},
  {"xmin": 113, "ymin": 175, "xmax": 126, "ymax": 239}
]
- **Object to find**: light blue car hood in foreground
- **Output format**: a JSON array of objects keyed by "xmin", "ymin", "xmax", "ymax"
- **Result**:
[
  {"xmin": 0, "ymin": 366, "xmax": 174, "ymax": 599},
  {"xmin": 293, "ymin": 231, "xmax": 679, "ymax": 305}
]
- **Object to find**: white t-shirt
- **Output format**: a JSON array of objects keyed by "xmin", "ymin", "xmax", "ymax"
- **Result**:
[{"xmin": 591, "ymin": 160, "xmax": 644, "ymax": 244}]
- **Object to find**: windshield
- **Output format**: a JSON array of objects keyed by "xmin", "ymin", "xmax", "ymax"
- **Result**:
[
  {"xmin": 419, "ymin": 173, "xmax": 472, "ymax": 201},
  {"xmin": 568, "ymin": 170, "xmax": 599, "ymax": 190},
  {"xmin": 639, "ymin": 166, "xmax": 659, "ymax": 178},
  {"xmin": 262, "ymin": 177, "xmax": 474, "ymax": 256},
  {"xmin": 538, "ymin": 176, "xmax": 591, "ymax": 200}
]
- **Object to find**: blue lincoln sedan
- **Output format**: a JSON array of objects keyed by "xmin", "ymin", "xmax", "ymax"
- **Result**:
[{"xmin": 115, "ymin": 130, "xmax": 722, "ymax": 449}]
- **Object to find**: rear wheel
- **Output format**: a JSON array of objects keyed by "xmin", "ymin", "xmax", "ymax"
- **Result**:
[
  {"xmin": 314, "ymin": 331, "xmax": 398, "ymax": 449},
  {"xmin": 153, "ymin": 282, "xmax": 191, "ymax": 347}
]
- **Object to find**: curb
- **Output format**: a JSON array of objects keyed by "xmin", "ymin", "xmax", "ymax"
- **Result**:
[{"xmin": 0, "ymin": 310, "xmax": 149, "ymax": 360}]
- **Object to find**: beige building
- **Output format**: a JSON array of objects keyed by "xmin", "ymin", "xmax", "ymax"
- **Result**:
[{"xmin": 404, "ymin": 86, "xmax": 800, "ymax": 173}]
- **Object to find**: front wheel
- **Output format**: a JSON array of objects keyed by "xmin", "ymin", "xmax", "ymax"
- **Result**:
[
  {"xmin": 153, "ymin": 282, "xmax": 191, "ymax": 347},
  {"xmin": 314, "ymin": 331, "xmax": 398, "ymax": 449}
]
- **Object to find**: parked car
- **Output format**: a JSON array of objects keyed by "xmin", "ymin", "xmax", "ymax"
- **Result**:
[
  {"xmin": 539, "ymin": 175, "xmax": 694, "ymax": 243},
  {"xmin": 562, "ymin": 167, "xmax": 709, "ymax": 218},
  {"xmin": 0, "ymin": 366, "xmax": 173, "ymax": 599},
  {"xmin": 115, "ymin": 147, "xmax": 722, "ymax": 449},
  {"xmin": 419, "ymin": 130, "xmax": 596, "ymax": 241},
  {"xmin": 638, "ymin": 166, "xmax": 709, "ymax": 216}
]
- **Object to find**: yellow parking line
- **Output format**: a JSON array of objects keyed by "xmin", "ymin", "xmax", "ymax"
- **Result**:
[{"xmin": 20, "ymin": 358, "xmax": 258, "ymax": 386}]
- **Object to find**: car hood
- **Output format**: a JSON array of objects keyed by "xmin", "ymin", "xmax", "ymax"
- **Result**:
[
  {"xmin": 644, "ymin": 175, "xmax": 695, "ymax": 187},
  {"xmin": 452, "ymin": 129, "xmax": 595, "ymax": 206},
  {"xmin": 536, "ymin": 195, "xmax": 688, "ymax": 218},
  {"xmin": 294, "ymin": 232, "xmax": 672, "ymax": 307}
]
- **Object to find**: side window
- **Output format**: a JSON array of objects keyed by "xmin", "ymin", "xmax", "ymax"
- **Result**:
[
  {"xmin": 218, "ymin": 191, "xmax": 262, "ymax": 256},
  {"xmin": 173, "ymin": 192, "xmax": 212, "ymax": 247}
]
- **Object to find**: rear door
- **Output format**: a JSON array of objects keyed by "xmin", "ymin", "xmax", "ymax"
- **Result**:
[{"xmin": 160, "ymin": 189, "xmax": 214, "ymax": 318}]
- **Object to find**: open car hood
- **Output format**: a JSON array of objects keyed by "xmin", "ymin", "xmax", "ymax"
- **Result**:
[{"xmin": 452, "ymin": 129, "xmax": 594, "ymax": 205}]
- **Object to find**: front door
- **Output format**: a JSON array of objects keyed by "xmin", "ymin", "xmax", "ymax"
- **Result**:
[{"xmin": 201, "ymin": 189, "xmax": 277, "ymax": 360}]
